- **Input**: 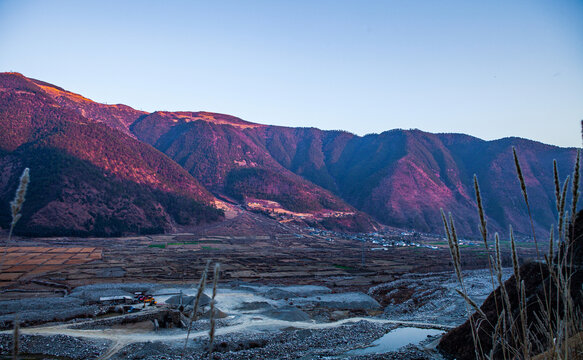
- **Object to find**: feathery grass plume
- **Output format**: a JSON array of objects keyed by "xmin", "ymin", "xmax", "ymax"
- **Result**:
[
  {"xmin": 182, "ymin": 260, "xmax": 210, "ymax": 359},
  {"xmin": 442, "ymin": 211, "xmax": 483, "ymax": 359},
  {"xmin": 571, "ymin": 150, "xmax": 580, "ymax": 226},
  {"xmin": 513, "ymin": 147, "xmax": 529, "ymax": 209},
  {"xmin": 208, "ymin": 263, "xmax": 220, "ymax": 359},
  {"xmin": 12, "ymin": 315, "xmax": 20, "ymax": 359},
  {"xmin": 8, "ymin": 168, "xmax": 29, "ymax": 242},
  {"xmin": 474, "ymin": 175, "xmax": 488, "ymax": 246},
  {"xmin": 554, "ymin": 160, "xmax": 561, "ymax": 214},
  {"xmin": 474, "ymin": 175, "xmax": 506, "ymax": 332},
  {"xmin": 514, "ymin": 148, "xmax": 554, "ymax": 346},
  {"xmin": 513, "ymin": 147, "xmax": 542, "ymax": 258}
]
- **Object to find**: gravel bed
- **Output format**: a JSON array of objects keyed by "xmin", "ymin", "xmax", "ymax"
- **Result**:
[
  {"xmin": 370, "ymin": 268, "xmax": 512, "ymax": 326},
  {"xmin": 111, "ymin": 320, "xmax": 396, "ymax": 360},
  {"xmin": 0, "ymin": 333, "xmax": 111, "ymax": 359},
  {"xmin": 69, "ymin": 283, "xmax": 163, "ymax": 303},
  {"xmin": 0, "ymin": 297, "xmax": 102, "ymax": 329}
]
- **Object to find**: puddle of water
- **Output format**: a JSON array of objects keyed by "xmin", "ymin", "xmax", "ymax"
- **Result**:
[{"xmin": 347, "ymin": 327, "xmax": 444, "ymax": 355}]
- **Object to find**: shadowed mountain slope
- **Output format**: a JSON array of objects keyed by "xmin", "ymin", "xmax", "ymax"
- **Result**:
[
  {"xmin": 132, "ymin": 108, "xmax": 576, "ymax": 236},
  {"xmin": 0, "ymin": 73, "xmax": 223, "ymax": 236},
  {"xmin": 256, "ymin": 127, "xmax": 577, "ymax": 236},
  {"xmin": 130, "ymin": 111, "xmax": 378, "ymax": 232}
]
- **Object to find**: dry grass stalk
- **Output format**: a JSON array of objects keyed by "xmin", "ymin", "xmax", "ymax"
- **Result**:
[
  {"xmin": 555, "ymin": 160, "xmax": 562, "ymax": 213},
  {"xmin": 559, "ymin": 176, "xmax": 570, "ymax": 238},
  {"xmin": 443, "ymin": 148, "xmax": 582, "ymax": 359},
  {"xmin": 442, "ymin": 210, "xmax": 484, "ymax": 359},
  {"xmin": 513, "ymin": 147, "xmax": 556, "ymax": 350},
  {"xmin": 475, "ymin": 175, "xmax": 503, "ymax": 329},
  {"xmin": 182, "ymin": 260, "xmax": 210, "ymax": 359},
  {"xmin": 208, "ymin": 263, "xmax": 220, "ymax": 359},
  {"xmin": 474, "ymin": 175, "xmax": 488, "ymax": 245},
  {"xmin": 513, "ymin": 147, "xmax": 530, "ymax": 211},
  {"xmin": 12, "ymin": 315, "xmax": 20, "ymax": 359},
  {"xmin": 8, "ymin": 168, "xmax": 29, "ymax": 242},
  {"xmin": 548, "ymin": 227, "xmax": 554, "ymax": 265},
  {"xmin": 513, "ymin": 147, "xmax": 542, "ymax": 258},
  {"xmin": 571, "ymin": 150, "xmax": 580, "ymax": 228}
]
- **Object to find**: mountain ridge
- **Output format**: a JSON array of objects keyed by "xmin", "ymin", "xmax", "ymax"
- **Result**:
[
  {"xmin": 0, "ymin": 73, "xmax": 223, "ymax": 236},
  {"xmin": 0, "ymin": 72, "xmax": 577, "ymax": 237}
]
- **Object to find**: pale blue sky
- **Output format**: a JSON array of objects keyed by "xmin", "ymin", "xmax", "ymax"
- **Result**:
[{"xmin": 1, "ymin": 0, "xmax": 582, "ymax": 147}]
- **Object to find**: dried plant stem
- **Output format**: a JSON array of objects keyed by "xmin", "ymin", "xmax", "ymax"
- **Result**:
[
  {"xmin": 558, "ymin": 176, "xmax": 570, "ymax": 238},
  {"xmin": 1, "ymin": 168, "xmax": 30, "ymax": 288},
  {"xmin": 513, "ymin": 147, "xmax": 552, "ymax": 345},
  {"xmin": 571, "ymin": 150, "xmax": 580, "ymax": 228},
  {"xmin": 7, "ymin": 168, "xmax": 29, "ymax": 243},
  {"xmin": 208, "ymin": 263, "xmax": 220, "ymax": 359},
  {"xmin": 474, "ymin": 175, "xmax": 502, "ymax": 321},
  {"xmin": 181, "ymin": 260, "xmax": 210, "ymax": 359},
  {"xmin": 512, "ymin": 148, "xmax": 540, "ymax": 257},
  {"xmin": 554, "ymin": 160, "xmax": 561, "ymax": 214},
  {"xmin": 12, "ymin": 315, "xmax": 19, "ymax": 359},
  {"xmin": 441, "ymin": 210, "xmax": 484, "ymax": 360}
]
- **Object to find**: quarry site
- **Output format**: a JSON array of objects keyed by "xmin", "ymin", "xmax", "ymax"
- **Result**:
[{"xmin": 0, "ymin": 227, "xmax": 520, "ymax": 360}]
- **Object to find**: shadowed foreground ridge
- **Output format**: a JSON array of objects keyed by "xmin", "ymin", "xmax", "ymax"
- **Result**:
[{"xmin": 438, "ymin": 210, "xmax": 583, "ymax": 359}]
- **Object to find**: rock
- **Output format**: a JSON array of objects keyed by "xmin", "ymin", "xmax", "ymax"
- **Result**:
[
  {"xmin": 262, "ymin": 306, "xmax": 311, "ymax": 322},
  {"xmin": 330, "ymin": 310, "xmax": 350, "ymax": 321},
  {"xmin": 165, "ymin": 293, "xmax": 210, "ymax": 307},
  {"xmin": 294, "ymin": 292, "xmax": 381, "ymax": 311},
  {"xmin": 265, "ymin": 288, "xmax": 295, "ymax": 300},
  {"xmin": 277, "ymin": 285, "xmax": 332, "ymax": 297},
  {"xmin": 236, "ymin": 301, "xmax": 273, "ymax": 311},
  {"xmin": 69, "ymin": 289, "xmax": 134, "ymax": 303}
]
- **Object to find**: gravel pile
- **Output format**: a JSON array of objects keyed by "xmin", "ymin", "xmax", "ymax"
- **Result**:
[
  {"xmin": 0, "ymin": 297, "xmax": 101, "ymax": 328},
  {"xmin": 70, "ymin": 283, "xmax": 162, "ymax": 302},
  {"xmin": 0, "ymin": 333, "xmax": 111, "ymax": 359},
  {"xmin": 293, "ymin": 292, "xmax": 381, "ymax": 311},
  {"xmin": 370, "ymin": 268, "xmax": 512, "ymax": 326}
]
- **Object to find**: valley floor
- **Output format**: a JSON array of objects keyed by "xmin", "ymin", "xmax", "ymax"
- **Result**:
[{"xmin": 0, "ymin": 232, "xmax": 518, "ymax": 359}]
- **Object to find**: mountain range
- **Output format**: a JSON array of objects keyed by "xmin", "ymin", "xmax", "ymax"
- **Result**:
[{"xmin": 0, "ymin": 72, "xmax": 578, "ymax": 238}]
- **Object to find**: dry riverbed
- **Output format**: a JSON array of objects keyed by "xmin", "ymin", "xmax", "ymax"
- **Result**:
[{"xmin": 0, "ymin": 268, "xmax": 508, "ymax": 360}]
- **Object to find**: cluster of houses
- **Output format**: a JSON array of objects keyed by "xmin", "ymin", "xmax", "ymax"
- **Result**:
[{"xmin": 305, "ymin": 228, "xmax": 440, "ymax": 250}]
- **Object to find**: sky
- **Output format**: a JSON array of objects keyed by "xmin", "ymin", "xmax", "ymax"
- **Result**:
[{"xmin": 1, "ymin": 0, "xmax": 582, "ymax": 147}]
